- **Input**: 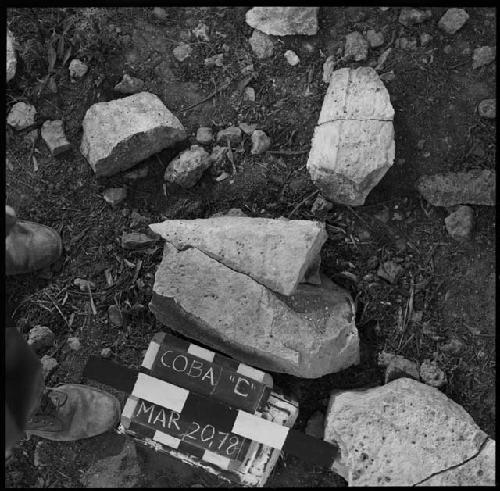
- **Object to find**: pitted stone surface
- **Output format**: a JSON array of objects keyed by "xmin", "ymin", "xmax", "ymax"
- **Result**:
[
  {"xmin": 324, "ymin": 377, "xmax": 492, "ymax": 486},
  {"xmin": 149, "ymin": 217, "xmax": 327, "ymax": 296},
  {"xmin": 150, "ymin": 244, "xmax": 359, "ymax": 378},
  {"xmin": 80, "ymin": 92, "xmax": 186, "ymax": 177},
  {"xmin": 307, "ymin": 67, "xmax": 395, "ymax": 206},
  {"xmin": 245, "ymin": 7, "xmax": 319, "ymax": 36}
]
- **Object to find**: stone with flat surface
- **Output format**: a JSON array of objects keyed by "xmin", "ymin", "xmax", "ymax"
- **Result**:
[
  {"xmin": 41, "ymin": 120, "xmax": 72, "ymax": 155},
  {"xmin": 80, "ymin": 92, "xmax": 186, "ymax": 177},
  {"xmin": 164, "ymin": 145, "xmax": 211, "ymax": 188},
  {"xmin": 149, "ymin": 217, "xmax": 327, "ymax": 296},
  {"xmin": 324, "ymin": 377, "xmax": 493, "ymax": 486},
  {"xmin": 150, "ymin": 244, "xmax": 358, "ymax": 378}
]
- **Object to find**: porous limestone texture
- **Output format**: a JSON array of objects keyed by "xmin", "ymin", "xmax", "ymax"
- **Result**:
[{"xmin": 80, "ymin": 92, "xmax": 186, "ymax": 177}]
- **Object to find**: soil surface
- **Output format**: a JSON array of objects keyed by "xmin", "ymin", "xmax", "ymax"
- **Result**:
[{"xmin": 5, "ymin": 7, "xmax": 495, "ymax": 488}]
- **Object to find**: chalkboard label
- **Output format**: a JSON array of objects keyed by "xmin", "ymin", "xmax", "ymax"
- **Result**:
[
  {"xmin": 151, "ymin": 345, "xmax": 267, "ymax": 413},
  {"xmin": 132, "ymin": 398, "xmax": 251, "ymax": 462}
]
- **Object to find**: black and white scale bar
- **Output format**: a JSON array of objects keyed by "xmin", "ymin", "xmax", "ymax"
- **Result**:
[
  {"xmin": 83, "ymin": 357, "xmax": 339, "ymax": 467},
  {"xmin": 141, "ymin": 332, "xmax": 272, "ymax": 414}
]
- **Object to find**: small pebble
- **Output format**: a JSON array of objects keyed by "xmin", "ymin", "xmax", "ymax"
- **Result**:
[
  {"xmin": 284, "ymin": 50, "xmax": 299, "ymax": 66},
  {"xmin": 478, "ymin": 98, "xmax": 496, "ymax": 119},
  {"xmin": 251, "ymin": 130, "xmax": 271, "ymax": 155},
  {"xmin": 438, "ymin": 8, "xmax": 469, "ymax": 35},
  {"xmin": 216, "ymin": 126, "xmax": 242, "ymax": 145},
  {"xmin": 67, "ymin": 337, "xmax": 81, "ymax": 351},
  {"xmin": 101, "ymin": 347, "xmax": 112, "ymax": 358},
  {"xmin": 420, "ymin": 33, "xmax": 433, "ymax": 47},
  {"xmin": 196, "ymin": 127, "xmax": 213, "ymax": 145},
  {"xmin": 173, "ymin": 43, "xmax": 192, "ymax": 62},
  {"xmin": 244, "ymin": 87, "xmax": 256, "ymax": 102},
  {"xmin": 445, "ymin": 205, "xmax": 474, "ymax": 240},
  {"xmin": 7, "ymin": 102, "xmax": 36, "ymax": 130},
  {"xmin": 472, "ymin": 46, "xmax": 496, "ymax": 69},
  {"xmin": 103, "ymin": 187, "xmax": 127, "ymax": 206},
  {"xmin": 69, "ymin": 59, "xmax": 88, "ymax": 80},
  {"xmin": 419, "ymin": 359, "xmax": 447, "ymax": 388}
]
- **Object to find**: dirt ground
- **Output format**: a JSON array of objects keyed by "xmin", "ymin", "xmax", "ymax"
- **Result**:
[{"xmin": 5, "ymin": 7, "xmax": 496, "ymax": 488}]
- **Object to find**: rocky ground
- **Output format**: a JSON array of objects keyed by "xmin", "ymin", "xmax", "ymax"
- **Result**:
[{"xmin": 5, "ymin": 7, "xmax": 496, "ymax": 488}]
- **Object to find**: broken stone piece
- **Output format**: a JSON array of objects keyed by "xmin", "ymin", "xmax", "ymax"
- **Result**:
[
  {"xmin": 244, "ymin": 87, "xmax": 256, "ymax": 102},
  {"xmin": 472, "ymin": 46, "xmax": 496, "ymax": 69},
  {"xmin": 478, "ymin": 98, "xmax": 496, "ymax": 119},
  {"xmin": 445, "ymin": 205, "xmax": 474, "ymax": 240},
  {"xmin": 173, "ymin": 43, "xmax": 192, "ymax": 62},
  {"xmin": 108, "ymin": 305, "xmax": 123, "ymax": 327},
  {"xmin": 80, "ymin": 92, "xmax": 186, "ymax": 177},
  {"xmin": 114, "ymin": 73, "xmax": 145, "ymax": 94},
  {"xmin": 417, "ymin": 170, "xmax": 495, "ymax": 206},
  {"xmin": 196, "ymin": 126, "xmax": 213, "ymax": 145},
  {"xmin": 150, "ymin": 244, "xmax": 359, "ymax": 378},
  {"xmin": 245, "ymin": 7, "xmax": 319, "ymax": 36},
  {"xmin": 103, "ymin": 187, "xmax": 127, "ymax": 206},
  {"xmin": 249, "ymin": 29, "xmax": 274, "ymax": 59},
  {"xmin": 7, "ymin": 29, "xmax": 16, "ymax": 82},
  {"xmin": 41, "ymin": 120, "xmax": 72, "ymax": 155},
  {"xmin": 344, "ymin": 32, "xmax": 368, "ymax": 61},
  {"xmin": 284, "ymin": 50, "xmax": 299, "ymax": 66},
  {"xmin": 27, "ymin": 325, "xmax": 55, "ymax": 352},
  {"xmin": 164, "ymin": 145, "xmax": 211, "ymax": 188},
  {"xmin": 149, "ymin": 217, "xmax": 327, "ymax": 296},
  {"xmin": 69, "ymin": 59, "xmax": 88, "ymax": 80},
  {"xmin": 419, "ymin": 359, "xmax": 447, "ymax": 388},
  {"xmin": 251, "ymin": 129, "xmax": 271, "ymax": 155},
  {"xmin": 438, "ymin": 8, "xmax": 469, "ymax": 35},
  {"xmin": 41, "ymin": 356, "xmax": 58, "ymax": 379},
  {"xmin": 216, "ymin": 126, "xmax": 242, "ymax": 145},
  {"xmin": 420, "ymin": 32, "xmax": 433, "ymax": 47},
  {"xmin": 67, "ymin": 337, "xmax": 81, "ymax": 351},
  {"xmin": 7, "ymin": 102, "xmax": 36, "ymax": 130},
  {"xmin": 307, "ymin": 67, "xmax": 395, "ymax": 206},
  {"xmin": 324, "ymin": 377, "xmax": 492, "ymax": 486},
  {"xmin": 398, "ymin": 8, "xmax": 432, "ymax": 27}
]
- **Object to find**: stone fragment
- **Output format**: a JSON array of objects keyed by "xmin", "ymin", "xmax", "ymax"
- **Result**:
[
  {"xmin": 7, "ymin": 102, "xmax": 36, "ymax": 130},
  {"xmin": 397, "ymin": 37, "xmax": 417, "ymax": 50},
  {"xmin": 103, "ymin": 187, "xmax": 127, "ymax": 206},
  {"xmin": 69, "ymin": 59, "xmax": 88, "ymax": 80},
  {"xmin": 384, "ymin": 356, "xmax": 419, "ymax": 384},
  {"xmin": 164, "ymin": 145, "xmax": 211, "ymax": 188},
  {"xmin": 153, "ymin": 7, "xmax": 168, "ymax": 20},
  {"xmin": 108, "ymin": 305, "xmax": 123, "ymax": 327},
  {"xmin": 192, "ymin": 21, "xmax": 210, "ymax": 41},
  {"xmin": 324, "ymin": 377, "xmax": 491, "ymax": 486},
  {"xmin": 344, "ymin": 32, "xmax": 368, "ymax": 61},
  {"xmin": 101, "ymin": 347, "xmax": 112, "ymax": 358},
  {"xmin": 196, "ymin": 126, "xmax": 213, "ymax": 145},
  {"xmin": 478, "ymin": 98, "xmax": 496, "ymax": 119},
  {"xmin": 245, "ymin": 7, "xmax": 319, "ymax": 36},
  {"xmin": 416, "ymin": 438, "xmax": 495, "ymax": 486},
  {"xmin": 307, "ymin": 67, "xmax": 395, "ymax": 206},
  {"xmin": 249, "ymin": 29, "xmax": 274, "ymax": 59},
  {"xmin": 419, "ymin": 359, "xmax": 447, "ymax": 388},
  {"xmin": 377, "ymin": 261, "xmax": 403, "ymax": 284},
  {"xmin": 251, "ymin": 129, "xmax": 271, "ymax": 155},
  {"xmin": 472, "ymin": 46, "xmax": 496, "ymax": 69},
  {"xmin": 150, "ymin": 244, "xmax": 358, "ymax": 377},
  {"xmin": 173, "ymin": 43, "xmax": 192, "ymax": 62},
  {"xmin": 445, "ymin": 205, "xmax": 474, "ymax": 240},
  {"xmin": 81, "ymin": 440, "xmax": 140, "ymax": 488},
  {"xmin": 114, "ymin": 73, "xmax": 145, "ymax": 94},
  {"xmin": 284, "ymin": 50, "xmax": 299, "ymax": 66},
  {"xmin": 311, "ymin": 195, "xmax": 333, "ymax": 216},
  {"xmin": 149, "ymin": 217, "xmax": 327, "ymax": 296},
  {"xmin": 7, "ymin": 29, "xmax": 16, "ymax": 82},
  {"xmin": 121, "ymin": 232, "xmax": 158, "ymax": 249},
  {"xmin": 438, "ymin": 9, "xmax": 469, "ymax": 35},
  {"xmin": 80, "ymin": 92, "xmax": 186, "ymax": 177},
  {"xmin": 216, "ymin": 126, "xmax": 242, "ymax": 145},
  {"xmin": 41, "ymin": 356, "xmax": 58, "ymax": 379},
  {"xmin": 322, "ymin": 55, "xmax": 336, "ymax": 83},
  {"xmin": 243, "ymin": 87, "xmax": 255, "ymax": 102},
  {"xmin": 204, "ymin": 53, "xmax": 223, "ymax": 68},
  {"xmin": 27, "ymin": 325, "xmax": 55, "ymax": 352},
  {"xmin": 398, "ymin": 8, "xmax": 432, "ymax": 27},
  {"xmin": 239, "ymin": 122, "xmax": 257, "ymax": 135},
  {"xmin": 420, "ymin": 33, "xmax": 433, "ymax": 46},
  {"xmin": 40, "ymin": 120, "xmax": 72, "ymax": 155},
  {"xmin": 305, "ymin": 411, "xmax": 325, "ymax": 439},
  {"xmin": 366, "ymin": 29, "xmax": 384, "ymax": 49},
  {"xmin": 417, "ymin": 170, "xmax": 495, "ymax": 206},
  {"xmin": 67, "ymin": 337, "xmax": 81, "ymax": 351}
]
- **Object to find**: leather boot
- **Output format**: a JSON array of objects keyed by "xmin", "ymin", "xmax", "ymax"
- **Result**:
[
  {"xmin": 5, "ymin": 213, "xmax": 63, "ymax": 275},
  {"xmin": 25, "ymin": 384, "xmax": 121, "ymax": 441}
]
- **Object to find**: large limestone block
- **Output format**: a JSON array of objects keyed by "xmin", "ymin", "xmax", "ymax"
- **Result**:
[
  {"xmin": 245, "ymin": 7, "xmax": 319, "ymax": 36},
  {"xmin": 80, "ymin": 92, "xmax": 186, "ymax": 177},
  {"xmin": 150, "ymin": 244, "xmax": 359, "ymax": 378},
  {"xmin": 149, "ymin": 217, "xmax": 327, "ymax": 296},
  {"xmin": 324, "ymin": 377, "xmax": 492, "ymax": 486},
  {"xmin": 7, "ymin": 29, "xmax": 16, "ymax": 82},
  {"xmin": 307, "ymin": 67, "xmax": 395, "ymax": 206}
]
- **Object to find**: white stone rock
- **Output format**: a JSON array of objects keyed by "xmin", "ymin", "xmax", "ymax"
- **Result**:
[
  {"xmin": 80, "ymin": 92, "xmax": 186, "ymax": 177},
  {"xmin": 366, "ymin": 29, "xmax": 384, "ymax": 49},
  {"xmin": 196, "ymin": 126, "xmax": 213, "ymax": 144},
  {"xmin": 7, "ymin": 102, "xmax": 36, "ymax": 130},
  {"xmin": 150, "ymin": 244, "xmax": 359, "ymax": 378},
  {"xmin": 419, "ymin": 359, "xmax": 447, "ymax": 388},
  {"xmin": 69, "ymin": 59, "xmax": 88, "ymax": 80},
  {"xmin": 67, "ymin": 337, "xmax": 81, "ymax": 351},
  {"xmin": 103, "ymin": 187, "xmax": 127, "ymax": 206},
  {"xmin": 438, "ymin": 9, "xmax": 469, "ymax": 35},
  {"xmin": 244, "ymin": 87, "xmax": 256, "ymax": 102},
  {"xmin": 164, "ymin": 145, "xmax": 211, "ymax": 188},
  {"xmin": 307, "ymin": 67, "xmax": 395, "ymax": 206},
  {"xmin": 149, "ymin": 217, "xmax": 327, "ymax": 296},
  {"xmin": 245, "ymin": 7, "xmax": 319, "ymax": 36},
  {"xmin": 7, "ymin": 29, "xmax": 16, "ymax": 82},
  {"xmin": 249, "ymin": 29, "xmax": 274, "ymax": 59},
  {"xmin": 251, "ymin": 129, "xmax": 271, "ymax": 155},
  {"xmin": 114, "ymin": 73, "xmax": 145, "ymax": 94},
  {"xmin": 445, "ymin": 205, "xmax": 474, "ymax": 240},
  {"xmin": 41, "ymin": 120, "xmax": 71, "ymax": 155},
  {"xmin": 27, "ymin": 325, "xmax": 55, "ymax": 352},
  {"xmin": 478, "ymin": 98, "xmax": 496, "ymax": 119},
  {"xmin": 324, "ymin": 377, "xmax": 492, "ymax": 486},
  {"xmin": 284, "ymin": 50, "xmax": 299, "ymax": 66},
  {"xmin": 173, "ymin": 43, "xmax": 192, "ymax": 62},
  {"xmin": 344, "ymin": 32, "xmax": 369, "ymax": 61},
  {"xmin": 472, "ymin": 46, "xmax": 496, "ymax": 69}
]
